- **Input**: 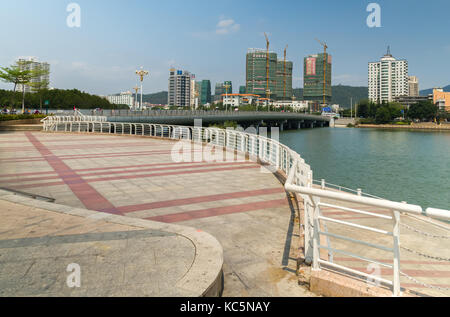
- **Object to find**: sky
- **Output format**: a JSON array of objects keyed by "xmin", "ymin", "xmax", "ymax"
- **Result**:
[{"xmin": 0, "ymin": 0, "xmax": 449, "ymax": 95}]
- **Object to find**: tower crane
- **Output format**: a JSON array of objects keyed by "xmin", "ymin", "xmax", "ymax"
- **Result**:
[
  {"xmin": 264, "ymin": 32, "xmax": 270, "ymax": 101},
  {"xmin": 283, "ymin": 45, "xmax": 288, "ymax": 100},
  {"xmin": 315, "ymin": 38, "xmax": 328, "ymax": 107}
]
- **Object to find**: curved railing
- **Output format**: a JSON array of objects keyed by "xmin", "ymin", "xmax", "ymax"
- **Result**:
[{"xmin": 42, "ymin": 117, "xmax": 450, "ymax": 297}]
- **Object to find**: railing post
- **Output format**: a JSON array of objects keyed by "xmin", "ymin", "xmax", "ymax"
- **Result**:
[
  {"xmin": 357, "ymin": 189, "xmax": 362, "ymax": 196},
  {"xmin": 321, "ymin": 179, "xmax": 326, "ymax": 190},
  {"xmin": 392, "ymin": 210, "xmax": 401, "ymax": 297},
  {"xmin": 312, "ymin": 196, "xmax": 321, "ymax": 271}
]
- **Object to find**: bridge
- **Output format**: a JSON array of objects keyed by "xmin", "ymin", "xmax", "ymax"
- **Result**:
[{"xmin": 104, "ymin": 110, "xmax": 332, "ymax": 131}]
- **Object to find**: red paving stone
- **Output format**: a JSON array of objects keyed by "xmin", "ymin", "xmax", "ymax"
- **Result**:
[
  {"xmin": 24, "ymin": 132, "xmax": 120, "ymax": 214},
  {"xmin": 0, "ymin": 161, "xmax": 255, "ymax": 184},
  {"xmin": 117, "ymin": 187, "xmax": 285, "ymax": 213},
  {"xmin": 146, "ymin": 199, "xmax": 289, "ymax": 223},
  {"xmin": 9, "ymin": 164, "xmax": 261, "ymax": 190}
]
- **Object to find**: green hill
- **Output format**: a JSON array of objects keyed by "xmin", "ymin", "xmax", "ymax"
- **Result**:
[
  {"xmin": 141, "ymin": 91, "xmax": 168, "ymax": 105},
  {"xmin": 420, "ymin": 85, "xmax": 450, "ymax": 96},
  {"xmin": 293, "ymin": 85, "xmax": 368, "ymax": 108}
]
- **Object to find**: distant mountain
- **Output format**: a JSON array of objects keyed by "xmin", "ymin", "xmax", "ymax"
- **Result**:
[
  {"xmin": 134, "ymin": 85, "xmax": 369, "ymax": 108},
  {"xmin": 294, "ymin": 85, "xmax": 368, "ymax": 108},
  {"xmin": 420, "ymin": 85, "xmax": 450, "ymax": 96},
  {"xmin": 140, "ymin": 91, "xmax": 168, "ymax": 104}
]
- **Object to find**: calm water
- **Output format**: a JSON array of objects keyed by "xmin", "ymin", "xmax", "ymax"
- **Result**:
[{"xmin": 279, "ymin": 128, "xmax": 450, "ymax": 210}]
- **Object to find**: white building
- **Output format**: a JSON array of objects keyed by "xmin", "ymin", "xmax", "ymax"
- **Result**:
[
  {"xmin": 222, "ymin": 94, "xmax": 261, "ymax": 108},
  {"xmin": 168, "ymin": 69, "xmax": 193, "ymax": 108},
  {"xmin": 106, "ymin": 91, "xmax": 135, "ymax": 108},
  {"xmin": 16, "ymin": 57, "xmax": 50, "ymax": 93},
  {"xmin": 409, "ymin": 76, "xmax": 419, "ymax": 97},
  {"xmin": 368, "ymin": 48, "xmax": 409, "ymax": 103},
  {"xmin": 271, "ymin": 100, "xmax": 311, "ymax": 112},
  {"xmin": 190, "ymin": 74, "xmax": 197, "ymax": 109}
]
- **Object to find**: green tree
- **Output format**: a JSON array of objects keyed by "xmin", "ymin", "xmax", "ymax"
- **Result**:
[
  {"xmin": 356, "ymin": 99, "xmax": 370, "ymax": 118},
  {"xmin": 375, "ymin": 106, "xmax": 392, "ymax": 124},
  {"xmin": 0, "ymin": 61, "xmax": 32, "ymax": 111},
  {"xmin": 29, "ymin": 64, "xmax": 50, "ymax": 112},
  {"xmin": 407, "ymin": 101, "xmax": 438, "ymax": 121}
]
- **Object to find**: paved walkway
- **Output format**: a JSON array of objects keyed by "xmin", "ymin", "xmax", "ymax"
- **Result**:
[
  {"xmin": 0, "ymin": 191, "xmax": 223, "ymax": 297},
  {"xmin": 0, "ymin": 131, "xmax": 313, "ymax": 297}
]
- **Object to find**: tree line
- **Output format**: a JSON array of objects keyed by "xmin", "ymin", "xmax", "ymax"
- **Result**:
[
  {"xmin": 0, "ymin": 60, "xmax": 126, "ymax": 111},
  {"xmin": 355, "ymin": 99, "xmax": 446, "ymax": 124}
]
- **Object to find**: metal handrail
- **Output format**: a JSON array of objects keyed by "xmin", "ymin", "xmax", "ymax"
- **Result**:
[
  {"xmin": 42, "ymin": 117, "xmax": 450, "ymax": 297},
  {"xmin": 313, "ymin": 179, "xmax": 383, "ymax": 199}
]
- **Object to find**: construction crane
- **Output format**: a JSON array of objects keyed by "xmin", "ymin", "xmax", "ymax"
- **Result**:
[
  {"xmin": 264, "ymin": 32, "xmax": 270, "ymax": 101},
  {"xmin": 283, "ymin": 45, "xmax": 288, "ymax": 100},
  {"xmin": 315, "ymin": 38, "xmax": 328, "ymax": 107}
]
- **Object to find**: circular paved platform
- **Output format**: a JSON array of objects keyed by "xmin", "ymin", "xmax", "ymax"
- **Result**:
[{"xmin": 0, "ymin": 131, "xmax": 313, "ymax": 297}]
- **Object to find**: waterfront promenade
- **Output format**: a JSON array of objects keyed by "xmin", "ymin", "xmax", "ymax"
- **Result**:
[
  {"xmin": 1, "ymin": 130, "xmax": 449, "ymax": 297},
  {"xmin": 0, "ymin": 131, "xmax": 314, "ymax": 297}
]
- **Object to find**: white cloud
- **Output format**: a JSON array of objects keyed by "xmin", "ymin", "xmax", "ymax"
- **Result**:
[{"xmin": 216, "ymin": 17, "xmax": 240, "ymax": 35}]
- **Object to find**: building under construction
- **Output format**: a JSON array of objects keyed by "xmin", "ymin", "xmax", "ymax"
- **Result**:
[
  {"xmin": 303, "ymin": 53, "xmax": 332, "ymax": 111},
  {"xmin": 275, "ymin": 59, "xmax": 293, "ymax": 100},
  {"xmin": 246, "ymin": 49, "xmax": 293, "ymax": 100}
]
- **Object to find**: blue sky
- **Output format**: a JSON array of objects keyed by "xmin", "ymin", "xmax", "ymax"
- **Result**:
[{"xmin": 0, "ymin": 0, "xmax": 449, "ymax": 95}]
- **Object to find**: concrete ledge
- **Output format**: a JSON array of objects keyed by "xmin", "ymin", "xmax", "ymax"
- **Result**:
[
  {"xmin": 310, "ymin": 268, "xmax": 417, "ymax": 297},
  {"xmin": 0, "ymin": 189, "xmax": 224, "ymax": 297},
  {"xmin": 0, "ymin": 118, "xmax": 43, "ymax": 125},
  {"xmin": 0, "ymin": 124, "xmax": 43, "ymax": 131}
]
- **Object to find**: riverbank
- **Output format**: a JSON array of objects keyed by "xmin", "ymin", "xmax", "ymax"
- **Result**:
[{"xmin": 357, "ymin": 122, "xmax": 450, "ymax": 131}]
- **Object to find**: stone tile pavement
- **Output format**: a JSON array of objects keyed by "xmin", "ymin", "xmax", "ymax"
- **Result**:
[{"xmin": 0, "ymin": 131, "xmax": 313, "ymax": 297}]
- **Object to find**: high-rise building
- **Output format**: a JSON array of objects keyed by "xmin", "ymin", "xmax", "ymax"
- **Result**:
[
  {"xmin": 224, "ymin": 81, "xmax": 233, "ymax": 95},
  {"xmin": 16, "ymin": 57, "xmax": 50, "ymax": 93},
  {"xmin": 409, "ymin": 76, "xmax": 419, "ymax": 97},
  {"xmin": 200, "ymin": 80, "xmax": 211, "ymax": 105},
  {"xmin": 239, "ymin": 86, "xmax": 246, "ymax": 94},
  {"xmin": 168, "ymin": 69, "xmax": 193, "ymax": 107},
  {"xmin": 214, "ymin": 83, "xmax": 224, "ymax": 102},
  {"xmin": 246, "ymin": 48, "xmax": 278, "ymax": 98},
  {"xmin": 303, "ymin": 53, "xmax": 332, "ymax": 106},
  {"xmin": 107, "ymin": 91, "xmax": 135, "ymax": 108},
  {"xmin": 368, "ymin": 48, "xmax": 409, "ymax": 103},
  {"xmin": 276, "ymin": 59, "xmax": 293, "ymax": 100},
  {"xmin": 190, "ymin": 74, "xmax": 197, "ymax": 109}
]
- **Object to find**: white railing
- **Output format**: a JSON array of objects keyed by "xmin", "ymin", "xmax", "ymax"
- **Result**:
[
  {"xmin": 286, "ymin": 160, "xmax": 450, "ymax": 297},
  {"xmin": 41, "ymin": 115, "xmax": 107, "ymax": 124},
  {"xmin": 42, "ymin": 117, "xmax": 450, "ymax": 297}
]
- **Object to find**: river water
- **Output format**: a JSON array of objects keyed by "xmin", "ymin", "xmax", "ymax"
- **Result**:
[{"xmin": 279, "ymin": 127, "xmax": 450, "ymax": 210}]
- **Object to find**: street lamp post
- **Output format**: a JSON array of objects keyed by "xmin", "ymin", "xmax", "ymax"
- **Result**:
[
  {"xmin": 266, "ymin": 89, "xmax": 272, "ymax": 112},
  {"xmin": 224, "ymin": 83, "xmax": 231, "ymax": 111},
  {"xmin": 135, "ymin": 67, "xmax": 149, "ymax": 111},
  {"xmin": 133, "ymin": 86, "xmax": 140, "ymax": 111}
]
